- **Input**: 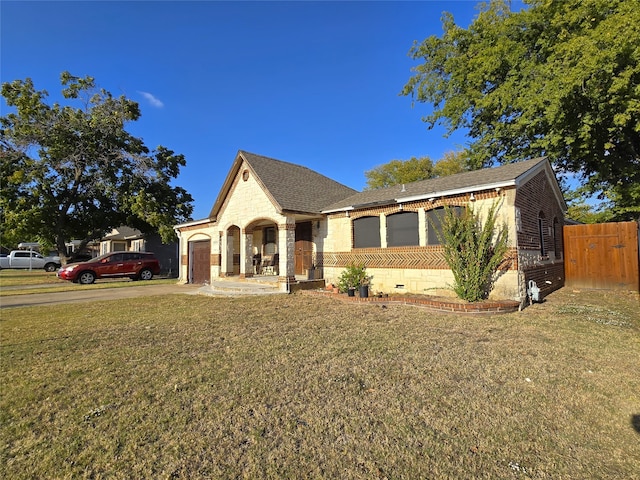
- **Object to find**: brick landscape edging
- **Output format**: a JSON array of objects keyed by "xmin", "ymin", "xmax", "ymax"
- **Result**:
[{"xmin": 302, "ymin": 290, "xmax": 520, "ymax": 314}]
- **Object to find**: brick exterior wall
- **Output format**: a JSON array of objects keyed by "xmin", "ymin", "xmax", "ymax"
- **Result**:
[
  {"xmin": 514, "ymin": 170, "xmax": 566, "ymax": 300},
  {"xmin": 323, "ymin": 178, "xmax": 565, "ymax": 302},
  {"xmin": 323, "ymin": 189, "xmax": 522, "ymax": 299}
]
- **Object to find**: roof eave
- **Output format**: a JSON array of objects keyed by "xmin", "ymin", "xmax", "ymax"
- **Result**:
[
  {"xmin": 322, "ymin": 206, "xmax": 355, "ymax": 214},
  {"xmin": 174, "ymin": 218, "xmax": 214, "ymax": 229},
  {"xmin": 396, "ymin": 180, "xmax": 517, "ymax": 204}
]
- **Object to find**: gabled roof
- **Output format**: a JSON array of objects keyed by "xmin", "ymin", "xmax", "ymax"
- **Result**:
[
  {"xmin": 103, "ymin": 226, "xmax": 143, "ymax": 240},
  {"xmin": 209, "ymin": 150, "xmax": 357, "ymax": 219},
  {"xmin": 322, "ymin": 157, "xmax": 566, "ymax": 212}
]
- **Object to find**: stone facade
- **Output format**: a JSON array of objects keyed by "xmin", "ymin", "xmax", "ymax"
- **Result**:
[{"xmin": 175, "ymin": 151, "xmax": 566, "ymax": 303}]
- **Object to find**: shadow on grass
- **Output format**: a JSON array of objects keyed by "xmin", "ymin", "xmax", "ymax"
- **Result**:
[{"xmin": 632, "ymin": 415, "xmax": 640, "ymax": 435}]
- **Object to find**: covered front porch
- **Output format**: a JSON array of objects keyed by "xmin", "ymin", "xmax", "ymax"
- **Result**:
[{"xmin": 219, "ymin": 217, "xmax": 322, "ymax": 285}]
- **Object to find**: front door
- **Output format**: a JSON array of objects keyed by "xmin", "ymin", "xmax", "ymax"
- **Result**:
[
  {"xmin": 294, "ymin": 222, "xmax": 313, "ymax": 276},
  {"xmin": 190, "ymin": 240, "xmax": 211, "ymax": 284}
]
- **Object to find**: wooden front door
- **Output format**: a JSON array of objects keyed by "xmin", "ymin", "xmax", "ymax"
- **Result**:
[
  {"xmin": 294, "ymin": 222, "xmax": 313, "ymax": 276},
  {"xmin": 190, "ymin": 240, "xmax": 211, "ymax": 284}
]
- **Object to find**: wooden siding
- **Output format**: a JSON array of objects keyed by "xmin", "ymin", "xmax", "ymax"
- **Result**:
[{"xmin": 564, "ymin": 221, "xmax": 639, "ymax": 291}]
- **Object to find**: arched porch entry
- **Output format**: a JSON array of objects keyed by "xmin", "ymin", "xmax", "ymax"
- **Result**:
[
  {"xmin": 222, "ymin": 218, "xmax": 303, "ymax": 283},
  {"xmin": 244, "ymin": 218, "xmax": 281, "ymax": 277}
]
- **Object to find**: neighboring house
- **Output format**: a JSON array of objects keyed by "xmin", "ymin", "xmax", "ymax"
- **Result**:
[
  {"xmin": 175, "ymin": 150, "xmax": 567, "ymax": 302},
  {"xmin": 65, "ymin": 239, "xmax": 100, "ymax": 258},
  {"xmin": 101, "ymin": 226, "xmax": 178, "ymax": 276}
]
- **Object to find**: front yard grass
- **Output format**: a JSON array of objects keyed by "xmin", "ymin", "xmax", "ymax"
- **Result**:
[{"xmin": 1, "ymin": 288, "xmax": 639, "ymax": 478}]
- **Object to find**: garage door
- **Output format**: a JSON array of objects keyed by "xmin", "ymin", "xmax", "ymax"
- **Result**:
[{"xmin": 190, "ymin": 240, "xmax": 211, "ymax": 284}]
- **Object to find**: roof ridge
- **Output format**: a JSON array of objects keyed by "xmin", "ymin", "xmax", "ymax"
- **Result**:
[{"xmin": 240, "ymin": 150, "xmax": 320, "ymax": 173}]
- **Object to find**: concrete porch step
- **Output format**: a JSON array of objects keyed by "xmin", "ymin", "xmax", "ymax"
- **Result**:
[{"xmin": 198, "ymin": 279, "xmax": 283, "ymax": 296}]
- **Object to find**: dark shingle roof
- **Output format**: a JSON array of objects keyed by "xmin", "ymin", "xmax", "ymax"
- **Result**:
[
  {"xmin": 210, "ymin": 151, "xmax": 357, "ymax": 218},
  {"xmin": 322, "ymin": 157, "xmax": 553, "ymax": 211},
  {"xmin": 209, "ymin": 153, "xmax": 564, "ymax": 219}
]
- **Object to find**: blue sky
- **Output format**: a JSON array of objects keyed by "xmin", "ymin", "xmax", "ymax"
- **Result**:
[{"xmin": 2, "ymin": 1, "xmax": 523, "ymax": 220}]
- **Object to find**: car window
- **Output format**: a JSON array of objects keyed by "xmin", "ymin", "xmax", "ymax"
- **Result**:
[{"xmin": 109, "ymin": 253, "xmax": 124, "ymax": 262}]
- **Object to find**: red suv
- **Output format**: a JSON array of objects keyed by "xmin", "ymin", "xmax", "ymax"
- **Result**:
[{"xmin": 57, "ymin": 251, "xmax": 161, "ymax": 284}]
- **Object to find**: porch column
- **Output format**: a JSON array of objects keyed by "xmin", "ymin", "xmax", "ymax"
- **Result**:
[
  {"xmin": 219, "ymin": 230, "xmax": 227, "ymax": 277},
  {"xmin": 211, "ymin": 232, "xmax": 221, "ymax": 278},
  {"xmin": 240, "ymin": 227, "xmax": 254, "ymax": 278},
  {"xmin": 278, "ymin": 221, "xmax": 296, "ymax": 285},
  {"xmin": 418, "ymin": 207, "xmax": 426, "ymax": 246},
  {"xmin": 379, "ymin": 213, "xmax": 387, "ymax": 248}
]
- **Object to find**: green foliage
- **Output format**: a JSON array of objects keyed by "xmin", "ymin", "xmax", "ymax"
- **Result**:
[
  {"xmin": 365, "ymin": 156, "xmax": 434, "ymax": 190},
  {"xmin": 0, "ymin": 72, "xmax": 193, "ymax": 256},
  {"xmin": 337, "ymin": 263, "xmax": 371, "ymax": 292},
  {"xmin": 566, "ymin": 182, "xmax": 640, "ymax": 223},
  {"xmin": 433, "ymin": 150, "xmax": 471, "ymax": 177},
  {"xmin": 364, "ymin": 150, "xmax": 471, "ymax": 190},
  {"xmin": 565, "ymin": 186, "xmax": 612, "ymax": 224},
  {"xmin": 436, "ymin": 202, "xmax": 509, "ymax": 302},
  {"xmin": 403, "ymin": 0, "xmax": 640, "ymax": 219}
]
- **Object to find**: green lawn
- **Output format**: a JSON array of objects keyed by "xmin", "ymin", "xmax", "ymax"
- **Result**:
[{"xmin": 1, "ymin": 288, "xmax": 639, "ymax": 479}]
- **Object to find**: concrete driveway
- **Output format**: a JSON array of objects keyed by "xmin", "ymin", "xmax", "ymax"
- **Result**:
[{"xmin": 0, "ymin": 283, "xmax": 201, "ymax": 309}]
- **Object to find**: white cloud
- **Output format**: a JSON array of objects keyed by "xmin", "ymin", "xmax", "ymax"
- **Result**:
[{"xmin": 138, "ymin": 91, "xmax": 164, "ymax": 108}]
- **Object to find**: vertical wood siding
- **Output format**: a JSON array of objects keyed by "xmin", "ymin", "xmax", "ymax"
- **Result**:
[{"xmin": 564, "ymin": 221, "xmax": 639, "ymax": 291}]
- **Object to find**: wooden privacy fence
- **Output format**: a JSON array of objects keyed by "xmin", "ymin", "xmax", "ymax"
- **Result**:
[{"xmin": 563, "ymin": 221, "xmax": 639, "ymax": 291}]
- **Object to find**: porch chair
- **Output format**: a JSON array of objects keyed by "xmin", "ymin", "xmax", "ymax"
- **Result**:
[{"xmin": 261, "ymin": 249, "xmax": 279, "ymax": 276}]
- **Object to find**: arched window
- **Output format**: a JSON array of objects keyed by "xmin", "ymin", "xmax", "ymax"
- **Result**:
[
  {"xmin": 353, "ymin": 216, "xmax": 381, "ymax": 248},
  {"xmin": 553, "ymin": 217, "xmax": 562, "ymax": 259},
  {"xmin": 538, "ymin": 211, "xmax": 546, "ymax": 256},
  {"xmin": 426, "ymin": 206, "xmax": 463, "ymax": 245},
  {"xmin": 387, "ymin": 211, "xmax": 419, "ymax": 247}
]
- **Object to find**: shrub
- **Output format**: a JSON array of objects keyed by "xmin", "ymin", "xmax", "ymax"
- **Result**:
[
  {"xmin": 337, "ymin": 263, "xmax": 371, "ymax": 293},
  {"xmin": 437, "ymin": 201, "xmax": 509, "ymax": 302}
]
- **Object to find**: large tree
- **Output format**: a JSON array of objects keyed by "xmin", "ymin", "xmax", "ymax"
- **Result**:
[
  {"xmin": 402, "ymin": 0, "xmax": 640, "ymax": 220},
  {"xmin": 364, "ymin": 150, "xmax": 469, "ymax": 189},
  {"xmin": 0, "ymin": 72, "xmax": 193, "ymax": 259}
]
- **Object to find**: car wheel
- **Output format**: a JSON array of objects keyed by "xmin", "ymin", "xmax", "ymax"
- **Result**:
[
  {"xmin": 78, "ymin": 271, "xmax": 96, "ymax": 285},
  {"xmin": 138, "ymin": 268, "xmax": 153, "ymax": 281},
  {"xmin": 44, "ymin": 263, "xmax": 57, "ymax": 272}
]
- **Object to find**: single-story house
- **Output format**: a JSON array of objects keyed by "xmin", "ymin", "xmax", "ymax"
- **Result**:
[
  {"xmin": 175, "ymin": 150, "xmax": 566, "ymax": 302},
  {"xmin": 101, "ymin": 226, "xmax": 178, "ymax": 276}
]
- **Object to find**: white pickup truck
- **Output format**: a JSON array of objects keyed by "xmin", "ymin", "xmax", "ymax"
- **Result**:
[{"xmin": 0, "ymin": 250, "xmax": 61, "ymax": 272}]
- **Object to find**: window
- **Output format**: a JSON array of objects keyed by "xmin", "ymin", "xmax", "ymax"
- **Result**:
[
  {"xmin": 109, "ymin": 253, "xmax": 124, "ymax": 262},
  {"xmin": 264, "ymin": 227, "xmax": 276, "ymax": 244},
  {"xmin": 387, "ymin": 211, "xmax": 419, "ymax": 247},
  {"xmin": 538, "ymin": 212, "xmax": 546, "ymax": 256},
  {"xmin": 131, "ymin": 239, "xmax": 144, "ymax": 252},
  {"xmin": 353, "ymin": 216, "xmax": 381, "ymax": 248},
  {"xmin": 553, "ymin": 217, "xmax": 562, "ymax": 259},
  {"xmin": 426, "ymin": 206, "xmax": 463, "ymax": 245}
]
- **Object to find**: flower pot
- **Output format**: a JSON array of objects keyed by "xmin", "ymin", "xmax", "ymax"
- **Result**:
[
  {"xmin": 347, "ymin": 288, "xmax": 355, "ymax": 297},
  {"xmin": 359, "ymin": 285, "xmax": 369, "ymax": 298}
]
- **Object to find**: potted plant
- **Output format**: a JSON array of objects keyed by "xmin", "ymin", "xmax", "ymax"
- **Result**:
[{"xmin": 337, "ymin": 263, "xmax": 371, "ymax": 297}]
